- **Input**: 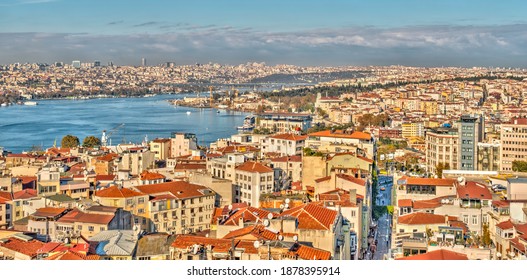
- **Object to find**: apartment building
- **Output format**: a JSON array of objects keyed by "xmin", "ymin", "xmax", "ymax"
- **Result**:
[
  {"xmin": 263, "ymin": 133, "xmax": 307, "ymax": 156},
  {"xmin": 425, "ymin": 127, "xmax": 459, "ymax": 175},
  {"xmin": 234, "ymin": 161, "xmax": 274, "ymax": 206},
  {"xmin": 458, "ymin": 114, "xmax": 484, "ymax": 171},
  {"xmin": 149, "ymin": 138, "xmax": 171, "ymax": 160},
  {"xmin": 500, "ymin": 118, "xmax": 527, "ymax": 171},
  {"xmin": 170, "ymin": 132, "xmax": 198, "ymax": 158},
  {"xmin": 135, "ymin": 181, "xmax": 216, "ymax": 234}
]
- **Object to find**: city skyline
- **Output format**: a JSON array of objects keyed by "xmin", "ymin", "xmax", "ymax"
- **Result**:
[{"xmin": 1, "ymin": 0, "xmax": 527, "ymax": 67}]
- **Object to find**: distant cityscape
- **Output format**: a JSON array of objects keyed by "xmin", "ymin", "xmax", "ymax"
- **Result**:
[{"xmin": 1, "ymin": 58, "xmax": 527, "ymax": 261}]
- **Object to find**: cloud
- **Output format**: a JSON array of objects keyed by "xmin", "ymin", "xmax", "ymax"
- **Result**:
[
  {"xmin": 0, "ymin": 24, "xmax": 526, "ymax": 67},
  {"xmin": 107, "ymin": 21, "xmax": 124, "ymax": 25},
  {"xmin": 132, "ymin": 21, "xmax": 160, "ymax": 28}
]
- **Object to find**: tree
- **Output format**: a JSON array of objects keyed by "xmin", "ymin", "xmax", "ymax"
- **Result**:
[
  {"xmin": 482, "ymin": 223, "xmax": 492, "ymax": 247},
  {"xmin": 435, "ymin": 162, "xmax": 450, "ymax": 178},
  {"xmin": 82, "ymin": 135, "xmax": 101, "ymax": 148},
  {"xmin": 512, "ymin": 160, "xmax": 527, "ymax": 172},
  {"xmin": 61, "ymin": 135, "xmax": 80, "ymax": 148}
]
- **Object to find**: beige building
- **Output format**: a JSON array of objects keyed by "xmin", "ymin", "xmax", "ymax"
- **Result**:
[
  {"xmin": 149, "ymin": 138, "xmax": 171, "ymax": 160},
  {"xmin": 189, "ymin": 171, "xmax": 234, "ymax": 206},
  {"xmin": 263, "ymin": 133, "xmax": 307, "ymax": 156},
  {"xmin": 93, "ymin": 186, "xmax": 150, "ymax": 231},
  {"xmin": 170, "ymin": 132, "xmax": 198, "ymax": 158},
  {"xmin": 234, "ymin": 161, "xmax": 274, "ymax": 206},
  {"xmin": 270, "ymin": 155, "xmax": 303, "ymax": 186},
  {"xmin": 425, "ymin": 127, "xmax": 459, "ymax": 174},
  {"xmin": 500, "ymin": 118, "xmax": 527, "ymax": 171},
  {"xmin": 402, "ymin": 122, "xmax": 425, "ymax": 139},
  {"xmin": 306, "ymin": 129, "xmax": 375, "ymax": 159},
  {"xmin": 36, "ymin": 166, "xmax": 61, "ymax": 197},
  {"xmin": 136, "ymin": 181, "xmax": 215, "ymax": 234}
]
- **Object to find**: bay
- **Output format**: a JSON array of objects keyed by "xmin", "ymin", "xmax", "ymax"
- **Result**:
[{"xmin": 0, "ymin": 94, "xmax": 247, "ymax": 153}]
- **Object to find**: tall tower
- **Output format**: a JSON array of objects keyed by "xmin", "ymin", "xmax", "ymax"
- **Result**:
[
  {"xmin": 458, "ymin": 114, "xmax": 484, "ymax": 170},
  {"xmin": 141, "ymin": 57, "xmax": 146, "ymax": 67}
]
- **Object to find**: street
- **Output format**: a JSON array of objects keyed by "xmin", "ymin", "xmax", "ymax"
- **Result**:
[{"xmin": 372, "ymin": 175, "xmax": 393, "ymax": 260}]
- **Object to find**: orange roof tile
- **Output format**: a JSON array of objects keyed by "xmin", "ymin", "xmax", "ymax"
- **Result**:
[
  {"xmin": 457, "ymin": 182, "xmax": 492, "ymax": 200},
  {"xmin": 96, "ymin": 153, "xmax": 119, "ymax": 162},
  {"xmin": 222, "ymin": 224, "xmax": 279, "ymax": 240},
  {"xmin": 95, "ymin": 174, "xmax": 116, "ymax": 181},
  {"xmin": 171, "ymin": 235, "xmax": 258, "ymax": 254},
  {"xmin": 398, "ymin": 212, "xmax": 447, "ymax": 225},
  {"xmin": 401, "ymin": 176, "xmax": 456, "ymax": 187},
  {"xmin": 412, "ymin": 200, "xmax": 441, "ymax": 209},
  {"xmin": 336, "ymin": 174, "xmax": 366, "ymax": 185},
  {"xmin": 57, "ymin": 208, "xmax": 115, "ymax": 225},
  {"xmin": 235, "ymin": 161, "xmax": 273, "ymax": 173},
  {"xmin": 271, "ymin": 155, "xmax": 302, "ymax": 163},
  {"xmin": 280, "ymin": 203, "xmax": 338, "ymax": 230},
  {"xmin": 135, "ymin": 181, "xmax": 211, "ymax": 199},
  {"xmin": 32, "ymin": 207, "xmax": 68, "ymax": 217},
  {"xmin": 140, "ymin": 171, "xmax": 166, "ymax": 181},
  {"xmin": 94, "ymin": 186, "xmax": 146, "ymax": 198},
  {"xmin": 270, "ymin": 133, "xmax": 308, "ymax": 141},
  {"xmin": 221, "ymin": 206, "xmax": 274, "ymax": 226},
  {"xmin": 292, "ymin": 244, "xmax": 332, "ymax": 260},
  {"xmin": 308, "ymin": 130, "xmax": 372, "ymax": 141},
  {"xmin": 497, "ymin": 220, "xmax": 514, "ymax": 230},
  {"xmin": 398, "ymin": 199, "xmax": 413, "ymax": 207},
  {"xmin": 13, "ymin": 189, "xmax": 37, "ymax": 200},
  {"xmin": 397, "ymin": 249, "xmax": 468, "ymax": 260},
  {"xmin": 0, "ymin": 237, "xmax": 44, "ymax": 258}
]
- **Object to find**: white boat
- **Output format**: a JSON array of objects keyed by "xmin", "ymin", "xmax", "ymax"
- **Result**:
[
  {"xmin": 1, "ymin": 103, "xmax": 7, "ymax": 107},
  {"xmin": 186, "ymin": 111, "xmax": 191, "ymax": 115},
  {"xmin": 24, "ymin": 101, "xmax": 38, "ymax": 106}
]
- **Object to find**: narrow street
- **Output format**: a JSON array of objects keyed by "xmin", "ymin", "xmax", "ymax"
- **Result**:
[{"xmin": 373, "ymin": 176, "xmax": 393, "ymax": 260}]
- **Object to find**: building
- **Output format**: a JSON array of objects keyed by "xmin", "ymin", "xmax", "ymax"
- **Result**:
[
  {"xmin": 500, "ymin": 118, "xmax": 527, "ymax": 171},
  {"xmin": 263, "ymin": 133, "xmax": 307, "ymax": 157},
  {"xmin": 256, "ymin": 113, "xmax": 312, "ymax": 133},
  {"xmin": 141, "ymin": 57, "xmax": 146, "ymax": 67},
  {"xmin": 306, "ymin": 129, "xmax": 375, "ymax": 159},
  {"xmin": 270, "ymin": 155, "xmax": 303, "ymax": 187},
  {"xmin": 149, "ymin": 138, "xmax": 171, "ymax": 160},
  {"xmin": 27, "ymin": 207, "xmax": 69, "ymax": 242},
  {"xmin": 88, "ymin": 230, "xmax": 137, "ymax": 260},
  {"xmin": 425, "ymin": 127, "xmax": 459, "ymax": 175},
  {"xmin": 402, "ymin": 122, "xmax": 425, "ymax": 139},
  {"xmin": 135, "ymin": 181, "xmax": 216, "ymax": 234},
  {"xmin": 170, "ymin": 132, "xmax": 198, "ymax": 158},
  {"xmin": 233, "ymin": 161, "xmax": 274, "ymax": 206},
  {"xmin": 36, "ymin": 166, "xmax": 61, "ymax": 197},
  {"xmin": 72, "ymin": 60, "xmax": 81, "ymax": 68},
  {"xmin": 0, "ymin": 192, "xmax": 12, "ymax": 229},
  {"xmin": 477, "ymin": 141, "xmax": 500, "ymax": 171},
  {"xmin": 458, "ymin": 114, "xmax": 484, "ymax": 171}
]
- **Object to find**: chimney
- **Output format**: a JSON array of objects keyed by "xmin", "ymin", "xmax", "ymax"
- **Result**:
[{"xmin": 349, "ymin": 189, "xmax": 357, "ymax": 205}]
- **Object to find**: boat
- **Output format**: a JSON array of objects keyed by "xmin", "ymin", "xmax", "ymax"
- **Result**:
[
  {"xmin": 237, "ymin": 115, "xmax": 255, "ymax": 132},
  {"xmin": 186, "ymin": 111, "xmax": 191, "ymax": 115},
  {"xmin": 217, "ymin": 110, "xmax": 220, "ymax": 113},
  {"xmin": 1, "ymin": 103, "xmax": 8, "ymax": 107},
  {"xmin": 24, "ymin": 101, "xmax": 38, "ymax": 106}
]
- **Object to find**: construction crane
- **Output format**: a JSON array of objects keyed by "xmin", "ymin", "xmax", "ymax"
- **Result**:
[
  {"xmin": 101, "ymin": 123, "xmax": 125, "ymax": 146},
  {"xmin": 209, "ymin": 86, "xmax": 214, "ymax": 107}
]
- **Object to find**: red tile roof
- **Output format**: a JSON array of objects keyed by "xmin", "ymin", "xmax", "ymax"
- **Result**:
[
  {"xmin": 270, "ymin": 133, "xmax": 308, "ymax": 141},
  {"xmin": 95, "ymin": 174, "xmax": 116, "ymax": 181},
  {"xmin": 412, "ymin": 200, "xmax": 441, "ymax": 209},
  {"xmin": 140, "ymin": 171, "xmax": 166, "ymax": 181},
  {"xmin": 492, "ymin": 200, "xmax": 510, "ymax": 208},
  {"xmin": 314, "ymin": 176, "xmax": 331, "ymax": 183},
  {"xmin": 397, "ymin": 249, "xmax": 468, "ymax": 260},
  {"xmin": 398, "ymin": 212, "xmax": 447, "ymax": 225},
  {"xmin": 221, "ymin": 206, "xmax": 274, "ymax": 226},
  {"xmin": 400, "ymin": 176, "xmax": 456, "ymax": 187},
  {"xmin": 13, "ymin": 189, "xmax": 37, "ymax": 200},
  {"xmin": 398, "ymin": 199, "xmax": 413, "ymax": 207},
  {"xmin": 292, "ymin": 244, "xmax": 332, "ymax": 260},
  {"xmin": 457, "ymin": 182, "xmax": 492, "ymax": 200},
  {"xmin": 57, "ymin": 208, "xmax": 115, "ymax": 225},
  {"xmin": 280, "ymin": 203, "xmax": 338, "ymax": 230},
  {"xmin": 171, "ymin": 235, "xmax": 258, "ymax": 254},
  {"xmin": 235, "ymin": 161, "xmax": 273, "ymax": 173},
  {"xmin": 135, "ymin": 181, "xmax": 211, "ymax": 199},
  {"xmin": 308, "ymin": 130, "xmax": 372, "ymax": 141},
  {"xmin": 216, "ymin": 145, "xmax": 260, "ymax": 154},
  {"xmin": 94, "ymin": 186, "xmax": 146, "ymax": 198},
  {"xmin": 96, "ymin": 153, "xmax": 119, "ymax": 162},
  {"xmin": 0, "ymin": 237, "xmax": 45, "ymax": 258},
  {"xmin": 336, "ymin": 174, "xmax": 366, "ymax": 186},
  {"xmin": 32, "ymin": 207, "xmax": 68, "ymax": 217},
  {"xmin": 222, "ymin": 224, "xmax": 279, "ymax": 240},
  {"xmin": 45, "ymin": 250, "xmax": 100, "ymax": 260},
  {"xmin": 18, "ymin": 176, "xmax": 37, "ymax": 184},
  {"xmin": 0, "ymin": 191, "xmax": 12, "ymax": 202},
  {"xmin": 174, "ymin": 163, "xmax": 207, "ymax": 170}
]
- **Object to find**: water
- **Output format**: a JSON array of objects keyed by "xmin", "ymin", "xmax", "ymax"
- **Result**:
[{"xmin": 0, "ymin": 94, "xmax": 248, "ymax": 153}]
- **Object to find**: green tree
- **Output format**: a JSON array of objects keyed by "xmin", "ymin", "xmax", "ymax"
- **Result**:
[
  {"xmin": 435, "ymin": 162, "xmax": 450, "ymax": 178},
  {"xmin": 61, "ymin": 135, "xmax": 80, "ymax": 148},
  {"xmin": 482, "ymin": 223, "xmax": 492, "ymax": 247},
  {"xmin": 82, "ymin": 135, "xmax": 101, "ymax": 148},
  {"xmin": 512, "ymin": 160, "xmax": 527, "ymax": 172}
]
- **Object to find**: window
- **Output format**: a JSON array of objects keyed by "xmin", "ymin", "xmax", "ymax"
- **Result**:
[
  {"xmin": 100, "ymin": 227, "xmax": 105, "ymax": 231},
  {"xmin": 138, "ymin": 197, "xmax": 145, "ymax": 204},
  {"xmin": 77, "ymin": 225, "xmax": 82, "ymax": 230},
  {"xmin": 463, "ymin": 215, "xmax": 469, "ymax": 224},
  {"xmin": 351, "ymin": 210, "xmax": 356, "ymax": 217},
  {"xmin": 471, "ymin": 215, "xmax": 478, "ymax": 225},
  {"xmin": 88, "ymin": 226, "xmax": 94, "ymax": 231}
]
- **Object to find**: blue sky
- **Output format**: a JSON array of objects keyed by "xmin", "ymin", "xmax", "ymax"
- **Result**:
[{"xmin": 1, "ymin": 0, "xmax": 526, "ymax": 66}]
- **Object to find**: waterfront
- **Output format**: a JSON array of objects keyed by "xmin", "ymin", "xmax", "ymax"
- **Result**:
[{"xmin": 0, "ymin": 94, "xmax": 248, "ymax": 153}]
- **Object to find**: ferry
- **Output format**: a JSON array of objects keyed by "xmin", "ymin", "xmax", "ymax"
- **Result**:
[
  {"xmin": 237, "ymin": 115, "xmax": 255, "ymax": 132},
  {"xmin": 24, "ymin": 101, "xmax": 38, "ymax": 106}
]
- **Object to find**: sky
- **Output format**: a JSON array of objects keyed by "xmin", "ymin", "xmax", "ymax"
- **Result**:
[{"xmin": 1, "ymin": 0, "xmax": 526, "ymax": 67}]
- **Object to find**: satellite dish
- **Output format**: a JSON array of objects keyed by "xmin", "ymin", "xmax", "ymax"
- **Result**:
[
  {"xmin": 263, "ymin": 219, "xmax": 270, "ymax": 227},
  {"xmin": 253, "ymin": 240, "xmax": 260, "ymax": 248},
  {"xmin": 293, "ymin": 235, "xmax": 298, "ymax": 242},
  {"xmin": 64, "ymin": 237, "xmax": 70, "ymax": 244},
  {"xmin": 285, "ymin": 198, "xmax": 291, "ymax": 204},
  {"xmin": 285, "ymin": 203, "xmax": 289, "ymax": 209},
  {"xmin": 193, "ymin": 244, "xmax": 199, "ymax": 255},
  {"xmin": 205, "ymin": 234, "xmax": 209, "ymax": 238},
  {"xmin": 278, "ymin": 235, "xmax": 284, "ymax": 241},
  {"xmin": 228, "ymin": 204, "xmax": 233, "ymax": 211},
  {"xmin": 267, "ymin": 213, "xmax": 273, "ymax": 220}
]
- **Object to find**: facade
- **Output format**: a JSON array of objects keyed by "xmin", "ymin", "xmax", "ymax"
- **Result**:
[
  {"xmin": 458, "ymin": 114, "xmax": 484, "ymax": 171},
  {"xmin": 234, "ymin": 161, "xmax": 274, "ymax": 206},
  {"xmin": 149, "ymin": 138, "xmax": 171, "ymax": 160},
  {"xmin": 256, "ymin": 113, "xmax": 312, "ymax": 133},
  {"xmin": 135, "ymin": 181, "xmax": 216, "ymax": 234},
  {"xmin": 36, "ymin": 166, "xmax": 61, "ymax": 197},
  {"xmin": 500, "ymin": 118, "xmax": 527, "ymax": 171},
  {"xmin": 402, "ymin": 122, "xmax": 425, "ymax": 139},
  {"xmin": 425, "ymin": 127, "xmax": 459, "ymax": 174},
  {"xmin": 306, "ymin": 129, "xmax": 375, "ymax": 159},
  {"xmin": 477, "ymin": 141, "xmax": 500, "ymax": 171},
  {"xmin": 170, "ymin": 132, "xmax": 198, "ymax": 158},
  {"xmin": 263, "ymin": 134, "xmax": 307, "ymax": 156}
]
